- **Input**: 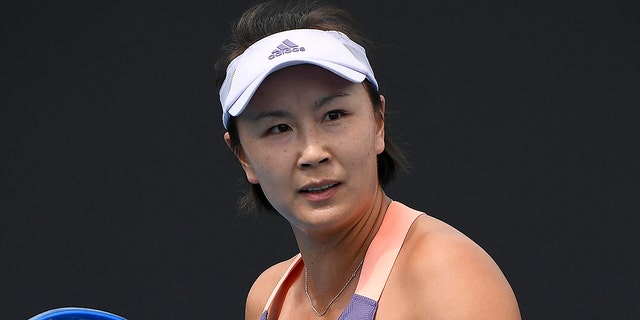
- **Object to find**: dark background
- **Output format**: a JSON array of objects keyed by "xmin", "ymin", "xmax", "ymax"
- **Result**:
[{"xmin": 2, "ymin": 0, "xmax": 638, "ymax": 319}]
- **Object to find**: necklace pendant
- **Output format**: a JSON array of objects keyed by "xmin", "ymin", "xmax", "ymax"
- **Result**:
[{"xmin": 304, "ymin": 259, "xmax": 365, "ymax": 316}]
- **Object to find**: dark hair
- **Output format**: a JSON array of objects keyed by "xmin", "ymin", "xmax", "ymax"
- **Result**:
[{"xmin": 215, "ymin": 0, "xmax": 407, "ymax": 216}]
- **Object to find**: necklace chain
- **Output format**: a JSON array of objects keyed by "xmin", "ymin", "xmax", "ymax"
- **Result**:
[{"xmin": 304, "ymin": 259, "xmax": 365, "ymax": 316}]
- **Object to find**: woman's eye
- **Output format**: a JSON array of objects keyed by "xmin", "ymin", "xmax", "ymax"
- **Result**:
[
  {"xmin": 325, "ymin": 110, "xmax": 343, "ymax": 121},
  {"xmin": 268, "ymin": 124, "xmax": 291, "ymax": 134}
]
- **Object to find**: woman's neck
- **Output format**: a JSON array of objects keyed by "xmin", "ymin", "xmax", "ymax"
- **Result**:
[{"xmin": 295, "ymin": 187, "xmax": 392, "ymax": 298}]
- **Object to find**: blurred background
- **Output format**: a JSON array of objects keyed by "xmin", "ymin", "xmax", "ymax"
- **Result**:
[{"xmin": 2, "ymin": 0, "xmax": 638, "ymax": 318}]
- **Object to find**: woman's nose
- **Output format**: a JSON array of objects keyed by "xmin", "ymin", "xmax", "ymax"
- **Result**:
[{"xmin": 297, "ymin": 135, "xmax": 331, "ymax": 169}]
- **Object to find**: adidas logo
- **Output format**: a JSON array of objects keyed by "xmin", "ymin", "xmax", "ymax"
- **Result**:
[{"xmin": 268, "ymin": 39, "xmax": 306, "ymax": 60}]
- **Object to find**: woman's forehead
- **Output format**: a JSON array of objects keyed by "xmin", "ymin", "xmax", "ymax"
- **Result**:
[
  {"xmin": 246, "ymin": 65, "xmax": 359, "ymax": 104},
  {"xmin": 262, "ymin": 64, "xmax": 353, "ymax": 87}
]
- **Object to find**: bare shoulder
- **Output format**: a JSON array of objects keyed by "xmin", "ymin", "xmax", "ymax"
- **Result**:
[
  {"xmin": 245, "ymin": 255, "xmax": 298, "ymax": 320},
  {"xmin": 381, "ymin": 214, "xmax": 521, "ymax": 319}
]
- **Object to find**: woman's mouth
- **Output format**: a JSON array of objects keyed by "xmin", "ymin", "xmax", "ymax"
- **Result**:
[
  {"xmin": 300, "ymin": 183, "xmax": 339, "ymax": 193},
  {"xmin": 299, "ymin": 182, "xmax": 340, "ymax": 201}
]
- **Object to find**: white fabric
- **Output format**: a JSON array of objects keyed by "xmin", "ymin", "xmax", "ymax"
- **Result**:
[{"xmin": 219, "ymin": 29, "xmax": 378, "ymax": 128}]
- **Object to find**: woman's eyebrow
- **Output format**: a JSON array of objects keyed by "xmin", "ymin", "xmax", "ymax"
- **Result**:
[
  {"xmin": 314, "ymin": 93, "xmax": 349, "ymax": 109},
  {"xmin": 251, "ymin": 109, "xmax": 290, "ymax": 121},
  {"xmin": 250, "ymin": 93, "xmax": 349, "ymax": 121}
]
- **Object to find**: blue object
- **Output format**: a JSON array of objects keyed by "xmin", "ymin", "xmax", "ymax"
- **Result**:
[{"xmin": 28, "ymin": 307, "xmax": 126, "ymax": 320}]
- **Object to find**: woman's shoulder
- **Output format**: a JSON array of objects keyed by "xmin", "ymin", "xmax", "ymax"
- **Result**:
[
  {"xmin": 382, "ymin": 211, "xmax": 521, "ymax": 318},
  {"xmin": 244, "ymin": 255, "xmax": 299, "ymax": 319},
  {"xmin": 406, "ymin": 214, "xmax": 499, "ymax": 273}
]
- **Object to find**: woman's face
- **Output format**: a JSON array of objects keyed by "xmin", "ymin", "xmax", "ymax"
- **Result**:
[{"xmin": 227, "ymin": 64, "xmax": 385, "ymax": 234}]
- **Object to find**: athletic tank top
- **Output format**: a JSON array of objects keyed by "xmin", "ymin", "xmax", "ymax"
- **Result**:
[{"xmin": 259, "ymin": 201, "xmax": 423, "ymax": 319}]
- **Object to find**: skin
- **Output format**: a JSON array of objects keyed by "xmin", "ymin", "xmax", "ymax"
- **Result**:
[{"xmin": 225, "ymin": 64, "xmax": 521, "ymax": 319}]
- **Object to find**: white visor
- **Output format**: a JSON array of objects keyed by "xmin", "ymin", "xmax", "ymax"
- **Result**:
[{"xmin": 219, "ymin": 29, "xmax": 378, "ymax": 129}]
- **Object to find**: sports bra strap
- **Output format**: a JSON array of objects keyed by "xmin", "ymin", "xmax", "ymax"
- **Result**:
[
  {"xmin": 354, "ymin": 201, "xmax": 423, "ymax": 300},
  {"xmin": 261, "ymin": 253, "xmax": 303, "ymax": 314}
]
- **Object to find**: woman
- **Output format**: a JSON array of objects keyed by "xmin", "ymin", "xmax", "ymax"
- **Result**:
[{"xmin": 215, "ymin": 1, "xmax": 521, "ymax": 319}]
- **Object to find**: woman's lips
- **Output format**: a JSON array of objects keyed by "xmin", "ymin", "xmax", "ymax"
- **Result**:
[{"xmin": 299, "ymin": 183, "xmax": 340, "ymax": 201}]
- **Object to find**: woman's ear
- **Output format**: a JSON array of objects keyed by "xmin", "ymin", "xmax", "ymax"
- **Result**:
[
  {"xmin": 375, "ymin": 95, "xmax": 386, "ymax": 155},
  {"xmin": 224, "ymin": 132, "xmax": 259, "ymax": 184}
]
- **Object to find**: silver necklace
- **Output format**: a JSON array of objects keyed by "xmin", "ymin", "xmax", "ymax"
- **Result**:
[{"xmin": 304, "ymin": 259, "xmax": 365, "ymax": 316}]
